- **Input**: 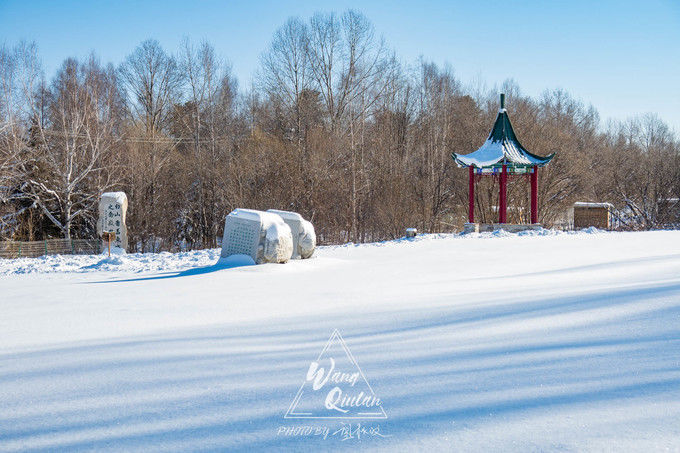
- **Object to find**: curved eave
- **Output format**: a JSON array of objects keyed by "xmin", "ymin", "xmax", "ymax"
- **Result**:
[
  {"xmin": 532, "ymin": 152, "xmax": 555, "ymax": 166},
  {"xmin": 452, "ymin": 107, "xmax": 556, "ymax": 169},
  {"xmin": 451, "ymin": 148, "xmax": 555, "ymax": 168},
  {"xmin": 451, "ymin": 151, "xmax": 499, "ymax": 168},
  {"xmin": 508, "ymin": 145, "xmax": 555, "ymax": 166}
]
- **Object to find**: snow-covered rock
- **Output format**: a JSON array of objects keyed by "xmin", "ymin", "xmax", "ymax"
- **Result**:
[
  {"xmin": 262, "ymin": 217, "xmax": 293, "ymax": 263},
  {"xmin": 220, "ymin": 209, "xmax": 293, "ymax": 264},
  {"xmin": 299, "ymin": 219, "xmax": 316, "ymax": 258},
  {"xmin": 267, "ymin": 209, "xmax": 316, "ymax": 259}
]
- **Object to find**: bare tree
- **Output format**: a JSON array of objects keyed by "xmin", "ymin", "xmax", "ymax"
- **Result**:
[
  {"xmin": 2, "ymin": 14, "xmax": 679, "ymax": 247},
  {"xmin": 0, "ymin": 42, "xmax": 45, "ymax": 238},
  {"xmin": 176, "ymin": 39, "xmax": 236, "ymax": 247},
  {"xmin": 611, "ymin": 114, "xmax": 679, "ymax": 228},
  {"xmin": 0, "ymin": 44, "xmax": 20, "ymax": 236},
  {"xmin": 259, "ymin": 18, "xmax": 310, "ymax": 149},
  {"xmin": 119, "ymin": 39, "xmax": 182, "ymax": 250},
  {"xmin": 306, "ymin": 11, "xmax": 397, "ymax": 240},
  {"xmin": 17, "ymin": 56, "xmax": 121, "ymax": 238}
]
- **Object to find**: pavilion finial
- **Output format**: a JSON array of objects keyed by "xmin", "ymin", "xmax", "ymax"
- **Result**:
[{"xmin": 500, "ymin": 93, "xmax": 505, "ymax": 109}]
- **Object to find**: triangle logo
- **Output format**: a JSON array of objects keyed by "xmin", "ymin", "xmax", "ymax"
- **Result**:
[{"xmin": 285, "ymin": 329, "xmax": 387, "ymax": 419}]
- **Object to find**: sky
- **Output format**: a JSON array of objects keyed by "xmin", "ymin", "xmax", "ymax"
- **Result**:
[{"xmin": 1, "ymin": 0, "xmax": 679, "ymax": 132}]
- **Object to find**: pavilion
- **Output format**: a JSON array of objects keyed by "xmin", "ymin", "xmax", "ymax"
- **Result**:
[{"xmin": 452, "ymin": 94, "xmax": 554, "ymax": 231}]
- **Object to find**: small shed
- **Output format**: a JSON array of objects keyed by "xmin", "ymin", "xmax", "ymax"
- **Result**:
[{"xmin": 573, "ymin": 202, "xmax": 613, "ymax": 230}]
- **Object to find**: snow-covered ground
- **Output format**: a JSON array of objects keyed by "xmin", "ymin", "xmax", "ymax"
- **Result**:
[{"xmin": 1, "ymin": 229, "xmax": 679, "ymax": 451}]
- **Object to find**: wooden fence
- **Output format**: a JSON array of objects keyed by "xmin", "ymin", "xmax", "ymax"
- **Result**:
[{"xmin": 0, "ymin": 239, "xmax": 101, "ymax": 259}]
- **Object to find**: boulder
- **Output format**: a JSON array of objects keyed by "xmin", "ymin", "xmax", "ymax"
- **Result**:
[
  {"xmin": 267, "ymin": 209, "xmax": 316, "ymax": 259},
  {"xmin": 299, "ymin": 219, "xmax": 316, "ymax": 259}
]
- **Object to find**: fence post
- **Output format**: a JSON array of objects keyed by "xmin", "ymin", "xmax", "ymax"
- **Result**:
[
  {"xmin": 71, "ymin": 239, "xmax": 75, "ymax": 254},
  {"xmin": 18, "ymin": 243, "xmax": 22, "ymax": 258},
  {"xmin": 44, "ymin": 240, "xmax": 48, "ymax": 255}
]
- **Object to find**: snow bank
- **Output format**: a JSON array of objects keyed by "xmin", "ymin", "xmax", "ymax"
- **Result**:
[
  {"xmin": 217, "ymin": 253, "xmax": 255, "ymax": 267},
  {"xmin": 0, "ymin": 228, "xmax": 612, "ymax": 275},
  {"xmin": 0, "ymin": 248, "xmax": 222, "ymax": 275}
]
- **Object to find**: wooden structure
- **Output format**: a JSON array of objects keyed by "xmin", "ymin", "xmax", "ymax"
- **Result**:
[
  {"xmin": 0, "ymin": 239, "xmax": 101, "ymax": 259},
  {"xmin": 452, "ymin": 94, "xmax": 554, "ymax": 225},
  {"xmin": 573, "ymin": 202, "xmax": 613, "ymax": 230},
  {"xmin": 101, "ymin": 231, "xmax": 116, "ymax": 257}
]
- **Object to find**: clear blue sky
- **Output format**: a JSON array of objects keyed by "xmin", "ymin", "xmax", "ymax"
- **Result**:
[{"xmin": 1, "ymin": 0, "xmax": 679, "ymax": 132}]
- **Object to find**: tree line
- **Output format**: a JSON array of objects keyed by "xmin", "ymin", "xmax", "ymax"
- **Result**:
[{"xmin": 1, "ymin": 11, "xmax": 679, "ymax": 251}]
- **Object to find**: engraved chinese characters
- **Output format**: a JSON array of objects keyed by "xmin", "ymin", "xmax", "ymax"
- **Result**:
[{"xmin": 97, "ymin": 192, "xmax": 128, "ymax": 251}]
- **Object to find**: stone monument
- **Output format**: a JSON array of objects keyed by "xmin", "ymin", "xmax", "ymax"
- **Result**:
[
  {"xmin": 221, "ymin": 209, "xmax": 293, "ymax": 264},
  {"xmin": 97, "ymin": 192, "xmax": 128, "ymax": 251}
]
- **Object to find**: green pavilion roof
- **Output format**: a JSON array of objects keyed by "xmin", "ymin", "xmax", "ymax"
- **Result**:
[{"xmin": 452, "ymin": 94, "xmax": 555, "ymax": 169}]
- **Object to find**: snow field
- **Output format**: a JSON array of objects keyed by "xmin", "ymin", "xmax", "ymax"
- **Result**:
[{"xmin": 1, "ymin": 229, "xmax": 679, "ymax": 451}]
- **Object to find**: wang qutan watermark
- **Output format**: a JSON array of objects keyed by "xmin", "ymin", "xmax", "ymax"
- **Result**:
[{"xmin": 278, "ymin": 329, "xmax": 390, "ymax": 441}]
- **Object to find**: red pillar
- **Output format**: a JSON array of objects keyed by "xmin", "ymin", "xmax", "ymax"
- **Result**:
[
  {"xmin": 531, "ymin": 165, "xmax": 538, "ymax": 224},
  {"xmin": 499, "ymin": 164, "xmax": 507, "ymax": 223},
  {"xmin": 468, "ymin": 166, "xmax": 475, "ymax": 223}
]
